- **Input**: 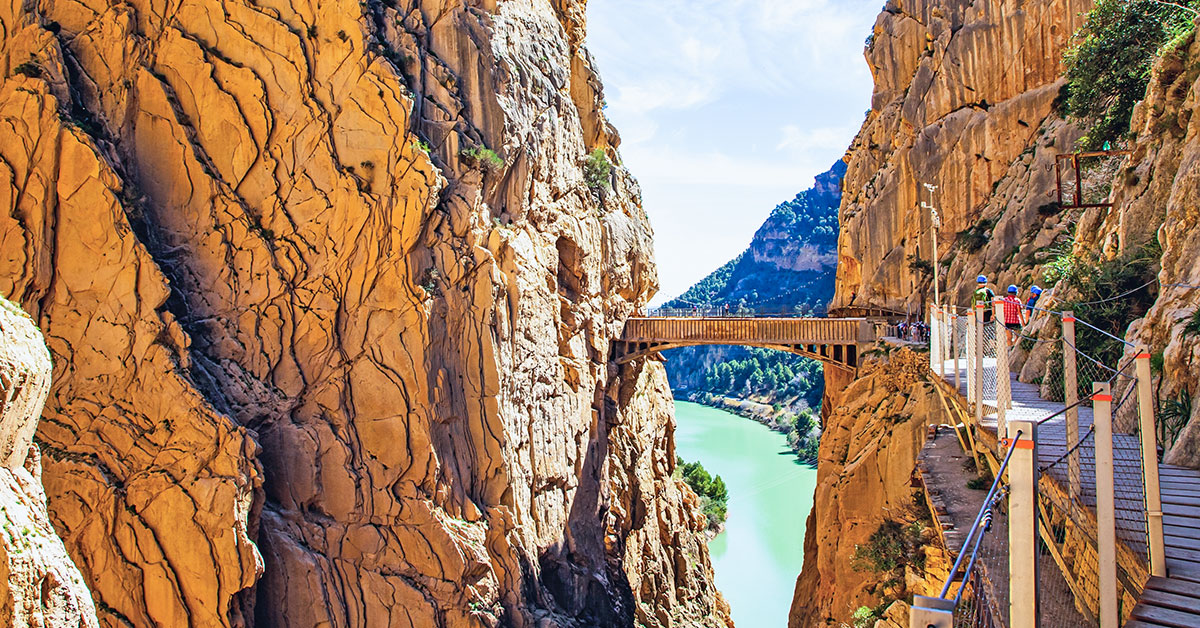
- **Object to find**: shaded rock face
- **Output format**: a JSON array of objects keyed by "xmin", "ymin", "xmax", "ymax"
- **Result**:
[
  {"xmin": 0, "ymin": 298, "xmax": 98, "ymax": 627},
  {"xmin": 0, "ymin": 0, "xmax": 726, "ymax": 626},
  {"xmin": 833, "ymin": 0, "xmax": 1093, "ymax": 313},
  {"xmin": 789, "ymin": 349, "xmax": 950, "ymax": 627},
  {"xmin": 1075, "ymin": 27, "xmax": 1200, "ymax": 467}
]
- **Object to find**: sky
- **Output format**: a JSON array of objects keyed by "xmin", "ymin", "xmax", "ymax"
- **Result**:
[{"xmin": 585, "ymin": 0, "xmax": 883, "ymax": 304}]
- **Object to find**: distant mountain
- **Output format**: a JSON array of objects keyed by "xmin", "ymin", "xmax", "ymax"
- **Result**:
[
  {"xmin": 665, "ymin": 160, "xmax": 844, "ymax": 315},
  {"xmin": 663, "ymin": 161, "xmax": 844, "ymax": 463}
]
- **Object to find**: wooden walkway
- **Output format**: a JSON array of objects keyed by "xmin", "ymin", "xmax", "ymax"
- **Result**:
[{"xmin": 937, "ymin": 359, "xmax": 1200, "ymax": 626}]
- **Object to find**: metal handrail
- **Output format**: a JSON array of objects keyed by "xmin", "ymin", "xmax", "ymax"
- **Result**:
[{"xmin": 939, "ymin": 429, "xmax": 1024, "ymax": 599}]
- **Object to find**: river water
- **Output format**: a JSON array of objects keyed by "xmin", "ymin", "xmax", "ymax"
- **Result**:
[{"xmin": 673, "ymin": 400, "xmax": 818, "ymax": 628}]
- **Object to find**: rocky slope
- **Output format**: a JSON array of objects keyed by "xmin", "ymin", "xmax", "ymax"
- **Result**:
[
  {"xmin": 1074, "ymin": 24, "xmax": 1200, "ymax": 466},
  {"xmin": 789, "ymin": 348, "xmax": 951, "ymax": 627},
  {"xmin": 832, "ymin": 0, "xmax": 1094, "ymax": 313},
  {"xmin": 0, "ymin": 0, "xmax": 727, "ymax": 626},
  {"xmin": 0, "ymin": 298, "xmax": 97, "ymax": 627}
]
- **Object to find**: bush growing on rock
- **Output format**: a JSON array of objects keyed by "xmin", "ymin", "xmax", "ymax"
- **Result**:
[
  {"xmin": 1063, "ymin": 0, "xmax": 1200, "ymax": 149},
  {"xmin": 583, "ymin": 148, "xmax": 611, "ymax": 191}
]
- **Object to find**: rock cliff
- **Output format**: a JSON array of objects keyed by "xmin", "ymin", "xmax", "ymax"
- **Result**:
[
  {"xmin": 789, "ymin": 349, "xmax": 951, "ymax": 627},
  {"xmin": 833, "ymin": 0, "xmax": 1093, "ymax": 312},
  {"xmin": 1074, "ymin": 24, "xmax": 1200, "ymax": 466},
  {"xmin": 0, "ymin": 298, "xmax": 97, "ymax": 627},
  {"xmin": 0, "ymin": 0, "xmax": 727, "ymax": 626}
]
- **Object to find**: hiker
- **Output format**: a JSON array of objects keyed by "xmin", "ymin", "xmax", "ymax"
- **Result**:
[
  {"xmin": 1025, "ymin": 285, "xmax": 1043, "ymax": 322},
  {"xmin": 971, "ymin": 275, "xmax": 996, "ymax": 323},
  {"xmin": 1001, "ymin": 285, "xmax": 1026, "ymax": 346}
]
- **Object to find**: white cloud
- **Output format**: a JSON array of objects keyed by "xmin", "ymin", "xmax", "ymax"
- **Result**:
[{"xmin": 587, "ymin": 0, "xmax": 882, "ymax": 301}]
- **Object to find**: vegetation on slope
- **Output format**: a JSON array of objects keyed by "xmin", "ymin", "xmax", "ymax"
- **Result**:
[
  {"xmin": 1062, "ymin": 0, "xmax": 1199, "ymax": 149},
  {"xmin": 676, "ymin": 457, "xmax": 729, "ymax": 531},
  {"xmin": 680, "ymin": 348, "xmax": 825, "ymax": 463}
]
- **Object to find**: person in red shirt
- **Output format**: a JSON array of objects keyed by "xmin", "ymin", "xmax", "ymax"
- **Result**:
[{"xmin": 1001, "ymin": 285, "xmax": 1026, "ymax": 346}]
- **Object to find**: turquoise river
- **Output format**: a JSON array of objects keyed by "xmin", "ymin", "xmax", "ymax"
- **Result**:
[{"xmin": 673, "ymin": 400, "xmax": 818, "ymax": 628}]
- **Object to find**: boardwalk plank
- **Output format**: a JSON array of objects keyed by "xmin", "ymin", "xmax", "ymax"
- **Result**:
[
  {"xmin": 1130, "ymin": 603, "xmax": 1200, "ymax": 627},
  {"xmin": 1144, "ymin": 575, "xmax": 1200, "ymax": 598}
]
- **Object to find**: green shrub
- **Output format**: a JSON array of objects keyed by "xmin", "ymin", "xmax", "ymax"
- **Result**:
[
  {"xmin": 1053, "ymin": 241, "xmax": 1160, "ymax": 367},
  {"xmin": 583, "ymin": 148, "xmax": 611, "ymax": 191},
  {"xmin": 1062, "ymin": 0, "xmax": 1200, "ymax": 149},
  {"xmin": 1182, "ymin": 307, "xmax": 1200, "ymax": 339},
  {"xmin": 958, "ymin": 217, "xmax": 996, "ymax": 253},
  {"xmin": 852, "ymin": 519, "xmax": 926, "ymax": 575},
  {"xmin": 1159, "ymin": 389, "xmax": 1192, "ymax": 452},
  {"xmin": 460, "ymin": 146, "xmax": 503, "ymax": 173},
  {"xmin": 677, "ymin": 457, "xmax": 730, "ymax": 531},
  {"xmin": 907, "ymin": 254, "xmax": 933, "ymax": 276},
  {"xmin": 13, "ymin": 62, "xmax": 41, "ymax": 79}
]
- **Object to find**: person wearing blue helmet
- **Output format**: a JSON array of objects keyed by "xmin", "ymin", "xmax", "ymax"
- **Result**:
[
  {"xmin": 971, "ymin": 275, "xmax": 995, "ymax": 322},
  {"xmin": 1001, "ymin": 285, "xmax": 1026, "ymax": 346},
  {"xmin": 1025, "ymin": 285, "xmax": 1043, "ymax": 311}
]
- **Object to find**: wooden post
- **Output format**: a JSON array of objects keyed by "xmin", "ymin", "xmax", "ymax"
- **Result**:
[
  {"xmin": 952, "ymin": 312, "xmax": 960, "ymax": 391},
  {"xmin": 1063, "ymin": 312, "xmax": 1081, "ymax": 500},
  {"xmin": 975, "ymin": 304, "xmax": 985, "ymax": 426},
  {"xmin": 1095, "ymin": 382, "xmax": 1118, "ymax": 628},
  {"xmin": 1136, "ymin": 346, "xmax": 1167, "ymax": 577},
  {"xmin": 996, "ymin": 318, "xmax": 1011, "ymax": 438},
  {"xmin": 930, "ymin": 305, "xmax": 940, "ymax": 373},
  {"xmin": 966, "ymin": 311, "xmax": 975, "ymax": 403},
  {"xmin": 1008, "ymin": 419, "xmax": 1040, "ymax": 628}
]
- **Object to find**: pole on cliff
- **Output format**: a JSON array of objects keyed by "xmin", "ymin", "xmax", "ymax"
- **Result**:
[
  {"xmin": 909, "ymin": 596, "xmax": 953, "ymax": 628},
  {"xmin": 1063, "ymin": 312, "xmax": 1081, "ymax": 501},
  {"xmin": 923, "ymin": 183, "xmax": 940, "ymax": 309}
]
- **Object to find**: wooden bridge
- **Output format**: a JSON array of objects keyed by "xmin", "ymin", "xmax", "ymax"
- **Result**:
[{"xmin": 614, "ymin": 316, "xmax": 878, "ymax": 370}]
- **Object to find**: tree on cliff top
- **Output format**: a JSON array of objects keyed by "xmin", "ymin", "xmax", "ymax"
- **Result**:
[{"xmin": 1063, "ymin": 0, "xmax": 1199, "ymax": 149}]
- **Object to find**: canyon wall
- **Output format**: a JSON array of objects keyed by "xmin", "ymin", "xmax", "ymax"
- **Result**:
[
  {"xmin": 0, "ymin": 298, "xmax": 97, "ymax": 627},
  {"xmin": 1075, "ymin": 25, "xmax": 1200, "ymax": 465},
  {"xmin": 790, "ymin": 349, "xmax": 952, "ymax": 626},
  {"xmin": 0, "ymin": 0, "xmax": 727, "ymax": 626},
  {"xmin": 833, "ymin": 0, "xmax": 1092, "ymax": 313}
]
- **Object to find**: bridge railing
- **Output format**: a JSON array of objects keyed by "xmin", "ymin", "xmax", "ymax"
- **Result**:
[{"xmin": 923, "ymin": 303, "xmax": 1166, "ymax": 628}]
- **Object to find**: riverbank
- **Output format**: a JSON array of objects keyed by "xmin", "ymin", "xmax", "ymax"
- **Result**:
[{"xmin": 676, "ymin": 390, "xmax": 820, "ymax": 464}]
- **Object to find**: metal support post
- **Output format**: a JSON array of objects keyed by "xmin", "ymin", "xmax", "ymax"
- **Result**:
[
  {"xmin": 1008, "ymin": 419, "xmax": 1040, "ymax": 628},
  {"xmin": 910, "ymin": 595, "xmax": 954, "ymax": 628},
  {"xmin": 1094, "ymin": 382, "xmax": 1118, "ymax": 628},
  {"xmin": 1063, "ymin": 312, "xmax": 1081, "ymax": 500},
  {"xmin": 1136, "ymin": 346, "xmax": 1167, "ymax": 576}
]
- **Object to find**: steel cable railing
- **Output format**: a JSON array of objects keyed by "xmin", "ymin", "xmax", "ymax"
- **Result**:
[{"xmin": 923, "ymin": 304, "xmax": 1167, "ymax": 628}]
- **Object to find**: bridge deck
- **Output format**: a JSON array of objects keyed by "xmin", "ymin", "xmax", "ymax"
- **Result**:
[
  {"xmin": 617, "ymin": 316, "xmax": 875, "ymax": 369},
  {"xmin": 938, "ymin": 359, "xmax": 1200, "ymax": 625}
]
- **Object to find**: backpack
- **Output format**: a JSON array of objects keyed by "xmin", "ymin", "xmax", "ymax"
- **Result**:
[{"xmin": 972, "ymin": 287, "xmax": 994, "ymax": 309}]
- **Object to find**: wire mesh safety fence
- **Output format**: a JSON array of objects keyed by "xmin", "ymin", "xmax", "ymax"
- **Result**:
[
  {"xmin": 922, "ymin": 303, "xmax": 1167, "ymax": 627},
  {"xmin": 952, "ymin": 505, "xmax": 1010, "ymax": 628}
]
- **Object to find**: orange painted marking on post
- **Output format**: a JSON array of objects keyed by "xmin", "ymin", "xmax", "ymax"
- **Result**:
[
  {"xmin": 1001, "ymin": 437, "xmax": 1035, "ymax": 450},
  {"xmin": 1063, "ymin": 316, "xmax": 1076, "ymax": 322},
  {"xmin": 1137, "ymin": 353, "xmax": 1151, "ymax": 359},
  {"xmin": 1093, "ymin": 394, "xmax": 1113, "ymax": 402}
]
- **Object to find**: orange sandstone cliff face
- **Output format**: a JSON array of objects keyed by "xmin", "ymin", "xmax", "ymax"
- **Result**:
[
  {"xmin": 832, "ymin": 0, "xmax": 1092, "ymax": 313},
  {"xmin": 0, "ymin": 0, "xmax": 727, "ymax": 626}
]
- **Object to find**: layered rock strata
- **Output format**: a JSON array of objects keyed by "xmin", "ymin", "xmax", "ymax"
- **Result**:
[
  {"xmin": 0, "ymin": 298, "xmax": 98, "ymax": 627},
  {"xmin": 0, "ymin": 0, "xmax": 726, "ymax": 626},
  {"xmin": 790, "ymin": 349, "xmax": 951, "ymax": 627},
  {"xmin": 833, "ymin": 0, "xmax": 1093, "ymax": 312}
]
